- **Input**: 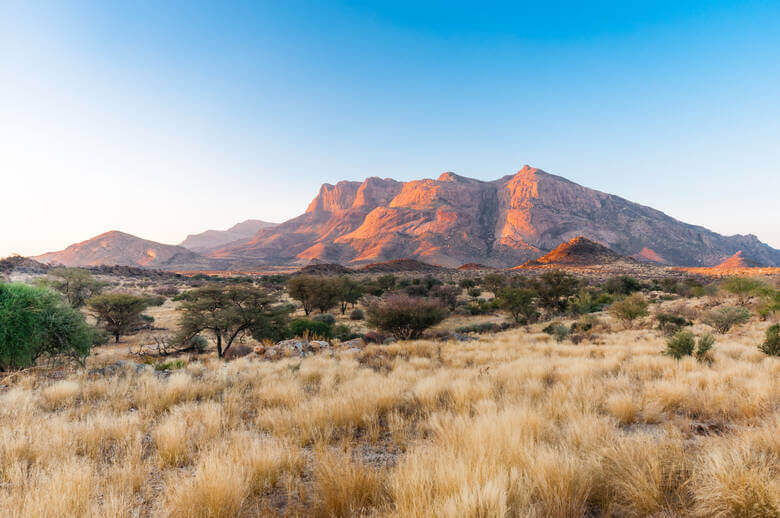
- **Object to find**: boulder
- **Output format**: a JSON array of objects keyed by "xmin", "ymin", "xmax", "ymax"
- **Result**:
[
  {"xmin": 340, "ymin": 338, "xmax": 366, "ymax": 350},
  {"xmin": 224, "ymin": 344, "xmax": 253, "ymax": 361}
]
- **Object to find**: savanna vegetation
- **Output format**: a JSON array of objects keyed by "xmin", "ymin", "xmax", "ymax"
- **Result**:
[{"xmin": 0, "ymin": 267, "xmax": 777, "ymax": 516}]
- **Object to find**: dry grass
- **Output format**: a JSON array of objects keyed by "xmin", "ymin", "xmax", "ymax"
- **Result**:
[{"xmin": 0, "ymin": 312, "xmax": 777, "ymax": 517}]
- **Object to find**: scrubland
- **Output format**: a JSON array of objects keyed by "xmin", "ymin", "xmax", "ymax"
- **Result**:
[{"xmin": 1, "ymin": 309, "xmax": 777, "ymax": 517}]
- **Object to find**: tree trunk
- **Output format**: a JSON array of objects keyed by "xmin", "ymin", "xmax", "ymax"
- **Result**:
[{"xmin": 216, "ymin": 334, "xmax": 223, "ymax": 357}]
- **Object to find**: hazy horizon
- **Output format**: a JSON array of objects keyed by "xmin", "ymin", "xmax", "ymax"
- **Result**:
[{"xmin": 3, "ymin": 1, "xmax": 779, "ymax": 257}]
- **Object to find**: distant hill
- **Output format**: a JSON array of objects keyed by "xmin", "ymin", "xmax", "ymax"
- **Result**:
[
  {"xmin": 713, "ymin": 251, "xmax": 762, "ymax": 269},
  {"xmin": 516, "ymin": 237, "xmax": 632, "ymax": 268},
  {"xmin": 358, "ymin": 258, "xmax": 449, "ymax": 273},
  {"xmin": 179, "ymin": 220, "xmax": 277, "ymax": 253},
  {"xmin": 33, "ymin": 231, "xmax": 224, "ymax": 270}
]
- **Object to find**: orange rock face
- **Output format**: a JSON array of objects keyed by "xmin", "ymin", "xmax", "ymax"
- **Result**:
[{"xmin": 208, "ymin": 166, "xmax": 780, "ymax": 268}]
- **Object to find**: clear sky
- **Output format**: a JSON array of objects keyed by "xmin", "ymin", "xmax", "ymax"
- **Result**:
[{"xmin": 2, "ymin": 1, "xmax": 779, "ymax": 257}]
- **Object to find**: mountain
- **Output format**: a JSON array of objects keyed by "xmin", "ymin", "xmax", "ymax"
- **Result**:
[
  {"xmin": 179, "ymin": 219, "xmax": 277, "ymax": 253},
  {"xmin": 34, "ymin": 231, "xmax": 224, "ymax": 269},
  {"xmin": 517, "ymin": 237, "xmax": 631, "ymax": 268},
  {"xmin": 209, "ymin": 166, "xmax": 780, "ymax": 268}
]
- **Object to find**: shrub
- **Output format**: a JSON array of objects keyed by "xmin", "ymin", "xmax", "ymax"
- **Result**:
[
  {"xmin": 289, "ymin": 318, "xmax": 332, "ymax": 339},
  {"xmin": 430, "ymin": 285, "xmax": 460, "ymax": 310},
  {"xmin": 571, "ymin": 288, "xmax": 602, "ymax": 315},
  {"xmin": 404, "ymin": 284, "xmax": 429, "ymax": 297},
  {"xmin": 695, "ymin": 333, "xmax": 715, "ymax": 362},
  {"xmin": 454, "ymin": 322, "xmax": 509, "ymax": 334},
  {"xmin": 154, "ymin": 285, "xmax": 180, "ymax": 297},
  {"xmin": 758, "ymin": 324, "xmax": 779, "ymax": 356},
  {"xmin": 605, "ymin": 275, "xmax": 643, "ymax": 296},
  {"xmin": 703, "ymin": 306, "xmax": 751, "ymax": 333},
  {"xmin": 664, "ymin": 330, "xmax": 695, "ymax": 359},
  {"xmin": 363, "ymin": 330, "xmax": 389, "ymax": 344},
  {"xmin": 542, "ymin": 322, "xmax": 570, "ymax": 343},
  {"xmin": 532, "ymin": 270, "xmax": 579, "ymax": 314},
  {"xmin": 655, "ymin": 312, "xmax": 691, "ymax": 336},
  {"xmin": 467, "ymin": 287, "xmax": 482, "ymax": 299},
  {"xmin": 312, "ymin": 313, "xmax": 336, "ymax": 326},
  {"xmin": 0, "ymin": 282, "xmax": 95, "ymax": 370},
  {"xmin": 609, "ymin": 293, "xmax": 649, "ymax": 326},
  {"xmin": 332, "ymin": 324, "xmax": 359, "ymax": 341},
  {"xmin": 365, "ymin": 294, "xmax": 446, "ymax": 340},
  {"xmin": 349, "ymin": 308, "xmax": 365, "ymax": 320},
  {"xmin": 665, "ymin": 330, "xmax": 716, "ymax": 362},
  {"xmin": 41, "ymin": 267, "xmax": 107, "ymax": 308}
]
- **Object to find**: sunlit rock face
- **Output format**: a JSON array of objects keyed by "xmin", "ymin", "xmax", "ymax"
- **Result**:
[{"xmin": 208, "ymin": 166, "xmax": 780, "ymax": 268}]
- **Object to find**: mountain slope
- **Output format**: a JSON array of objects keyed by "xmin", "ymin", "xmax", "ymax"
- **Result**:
[
  {"xmin": 210, "ymin": 166, "xmax": 780, "ymax": 267},
  {"xmin": 179, "ymin": 219, "xmax": 277, "ymax": 253},
  {"xmin": 34, "ymin": 231, "xmax": 222, "ymax": 269}
]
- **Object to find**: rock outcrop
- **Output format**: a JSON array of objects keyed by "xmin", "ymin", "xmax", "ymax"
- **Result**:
[{"xmin": 208, "ymin": 166, "xmax": 780, "ymax": 267}]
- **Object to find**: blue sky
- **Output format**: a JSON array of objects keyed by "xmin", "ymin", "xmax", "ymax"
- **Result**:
[{"xmin": 2, "ymin": 1, "xmax": 779, "ymax": 256}]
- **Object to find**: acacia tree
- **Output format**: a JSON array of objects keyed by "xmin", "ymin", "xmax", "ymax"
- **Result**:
[
  {"xmin": 87, "ymin": 293, "xmax": 150, "ymax": 343},
  {"xmin": 287, "ymin": 275, "xmax": 340, "ymax": 315},
  {"xmin": 335, "ymin": 276, "xmax": 363, "ymax": 315},
  {"xmin": 365, "ymin": 293, "xmax": 446, "ymax": 340},
  {"xmin": 175, "ymin": 284, "xmax": 291, "ymax": 358},
  {"xmin": 43, "ymin": 267, "xmax": 107, "ymax": 308},
  {"xmin": 497, "ymin": 287, "xmax": 539, "ymax": 324},
  {"xmin": 531, "ymin": 270, "xmax": 579, "ymax": 315}
]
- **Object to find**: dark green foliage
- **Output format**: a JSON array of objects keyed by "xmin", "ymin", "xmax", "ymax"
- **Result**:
[
  {"xmin": 665, "ymin": 330, "xmax": 716, "ymax": 361},
  {"xmin": 175, "ymin": 284, "xmax": 292, "ymax": 357},
  {"xmin": 604, "ymin": 275, "xmax": 643, "ymax": 296},
  {"xmin": 467, "ymin": 287, "xmax": 482, "ymax": 300},
  {"xmin": 703, "ymin": 306, "xmax": 751, "ymax": 333},
  {"xmin": 459, "ymin": 278, "xmax": 476, "ymax": 289},
  {"xmin": 349, "ymin": 308, "xmax": 365, "ymax": 320},
  {"xmin": 0, "ymin": 283, "xmax": 94, "ymax": 370},
  {"xmin": 289, "ymin": 318, "xmax": 332, "ymax": 339},
  {"xmin": 42, "ymin": 267, "xmax": 107, "ymax": 308},
  {"xmin": 312, "ymin": 313, "xmax": 336, "ymax": 326},
  {"xmin": 286, "ymin": 275, "xmax": 339, "ymax": 315},
  {"xmin": 759, "ymin": 324, "xmax": 779, "ymax": 356},
  {"xmin": 87, "ymin": 293, "xmax": 151, "ymax": 343},
  {"xmin": 655, "ymin": 312, "xmax": 691, "ymax": 336},
  {"xmin": 334, "ymin": 276, "xmax": 363, "ymax": 314},
  {"xmin": 332, "ymin": 323, "xmax": 359, "ymax": 341},
  {"xmin": 542, "ymin": 322, "xmax": 570, "ymax": 343},
  {"xmin": 571, "ymin": 288, "xmax": 606, "ymax": 315},
  {"xmin": 365, "ymin": 294, "xmax": 446, "ymax": 340},
  {"xmin": 404, "ymin": 284, "xmax": 429, "ymax": 297},
  {"xmin": 531, "ymin": 270, "xmax": 579, "ymax": 314},
  {"xmin": 154, "ymin": 359, "xmax": 186, "ymax": 371},
  {"xmin": 465, "ymin": 298, "xmax": 499, "ymax": 315},
  {"xmin": 496, "ymin": 287, "xmax": 538, "ymax": 324}
]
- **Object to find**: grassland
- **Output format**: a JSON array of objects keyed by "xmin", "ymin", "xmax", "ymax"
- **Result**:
[{"xmin": 1, "ymin": 292, "xmax": 777, "ymax": 517}]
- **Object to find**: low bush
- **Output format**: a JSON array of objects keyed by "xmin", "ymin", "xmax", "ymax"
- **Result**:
[
  {"xmin": 349, "ymin": 308, "xmax": 365, "ymax": 320},
  {"xmin": 312, "ymin": 313, "xmax": 336, "ymax": 326},
  {"xmin": 609, "ymin": 293, "xmax": 649, "ymax": 326},
  {"xmin": 664, "ymin": 330, "xmax": 715, "ymax": 362},
  {"xmin": 703, "ymin": 306, "xmax": 751, "ymax": 333},
  {"xmin": 365, "ymin": 294, "xmax": 447, "ymax": 340},
  {"xmin": 332, "ymin": 324, "xmax": 359, "ymax": 342},
  {"xmin": 289, "ymin": 318, "xmax": 332, "ymax": 339},
  {"xmin": 759, "ymin": 323, "xmax": 779, "ymax": 356},
  {"xmin": 454, "ymin": 322, "xmax": 511, "ymax": 334},
  {"xmin": 605, "ymin": 275, "xmax": 644, "ymax": 295},
  {"xmin": 655, "ymin": 312, "xmax": 691, "ymax": 336},
  {"xmin": 542, "ymin": 322, "xmax": 571, "ymax": 343},
  {"xmin": 363, "ymin": 330, "xmax": 389, "ymax": 344}
]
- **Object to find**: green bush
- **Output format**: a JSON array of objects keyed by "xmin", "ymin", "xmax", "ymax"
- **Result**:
[
  {"xmin": 454, "ymin": 322, "xmax": 509, "ymax": 334},
  {"xmin": 542, "ymin": 322, "xmax": 571, "ymax": 343},
  {"xmin": 605, "ymin": 275, "xmax": 643, "ymax": 295},
  {"xmin": 759, "ymin": 324, "xmax": 779, "ymax": 356},
  {"xmin": 365, "ymin": 294, "xmax": 446, "ymax": 340},
  {"xmin": 312, "ymin": 313, "xmax": 336, "ymax": 326},
  {"xmin": 665, "ymin": 330, "xmax": 715, "ymax": 361},
  {"xmin": 609, "ymin": 293, "xmax": 649, "ymax": 326},
  {"xmin": 703, "ymin": 306, "xmax": 751, "ymax": 333},
  {"xmin": 289, "ymin": 318, "xmax": 332, "ymax": 339},
  {"xmin": 332, "ymin": 324, "xmax": 359, "ymax": 341},
  {"xmin": 655, "ymin": 312, "xmax": 691, "ymax": 336},
  {"xmin": 665, "ymin": 330, "xmax": 695, "ymax": 359},
  {"xmin": 349, "ymin": 308, "xmax": 365, "ymax": 320},
  {"xmin": 0, "ymin": 282, "xmax": 95, "ymax": 370}
]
